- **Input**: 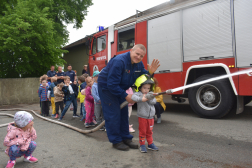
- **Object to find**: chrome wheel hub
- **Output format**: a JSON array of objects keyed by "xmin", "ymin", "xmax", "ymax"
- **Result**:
[{"xmin": 196, "ymin": 84, "xmax": 221, "ymax": 110}]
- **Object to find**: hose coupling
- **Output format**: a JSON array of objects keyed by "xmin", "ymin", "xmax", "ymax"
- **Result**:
[{"xmin": 166, "ymin": 89, "xmax": 173, "ymax": 94}]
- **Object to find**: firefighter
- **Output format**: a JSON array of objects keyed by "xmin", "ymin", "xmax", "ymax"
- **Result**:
[{"xmin": 98, "ymin": 44, "xmax": 160, "ymax": 151}]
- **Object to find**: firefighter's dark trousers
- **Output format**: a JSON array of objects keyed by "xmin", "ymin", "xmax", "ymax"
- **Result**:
[{"xmin": 98, "ymin": 84, "xmax": 133, "ymax": 144}]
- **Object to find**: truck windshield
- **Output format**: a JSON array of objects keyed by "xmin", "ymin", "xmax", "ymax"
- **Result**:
[
  {"xmin": 97, "ymin": 35, "xmax": 106, "ymax": 52},
  {"xmin": 92, "ymin": 35, "xmax": 106, "ymax": 55}
]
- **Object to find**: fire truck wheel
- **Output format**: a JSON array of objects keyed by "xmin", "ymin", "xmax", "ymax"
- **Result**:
[{"xmin": 188, "ymin": 74, "xmax": 235, "ymax": 119}]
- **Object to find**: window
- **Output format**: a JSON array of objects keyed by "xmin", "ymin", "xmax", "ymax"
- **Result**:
[
  {"xmin": 97, "ymin": 35, "xmax": 106, "ymax": 52},
  {"xmin": 118, "ymin": 25, "xmax": 135, "ymax": 51},
  {"xmin": 92, "ymin": 35, "xmax": 106, "ymax": 55}
]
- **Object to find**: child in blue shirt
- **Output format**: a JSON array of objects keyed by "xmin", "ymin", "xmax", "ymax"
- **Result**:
[
  {"xmin": 38, "ymin": 76, "xmax": 49, "ymax": 116},
  {"xmin": 92, "ymin": 71, "xmax": 104, "ymax": 130}
]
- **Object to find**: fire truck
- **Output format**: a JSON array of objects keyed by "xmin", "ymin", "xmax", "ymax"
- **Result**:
[{"xmin": 85, "ymin": 0, "xmax": 252, "ymax": 119}]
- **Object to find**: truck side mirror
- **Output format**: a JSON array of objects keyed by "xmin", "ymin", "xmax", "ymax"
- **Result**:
[{"xmin": 85, "ymin": 38, "xmax": 91, "ymax": 50}]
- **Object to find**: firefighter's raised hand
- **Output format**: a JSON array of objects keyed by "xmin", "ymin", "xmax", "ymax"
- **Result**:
[{"xmin": 147, "ymin": 59, "xmax": 160, "ymax": 75}]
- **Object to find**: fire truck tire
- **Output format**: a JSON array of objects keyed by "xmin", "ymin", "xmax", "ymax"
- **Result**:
[{"xmin": 188, "ymin": 74, "xmax": 235, "ymax": 119}]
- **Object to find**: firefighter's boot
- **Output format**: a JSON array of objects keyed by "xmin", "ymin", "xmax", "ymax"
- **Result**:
[
  {"xmin": 113, "ymin": 142, "xmax": 129, "ymax": 151},
  {"xmin": 123, "ymin": 139, "xmax": 138, "ymax": 149}
]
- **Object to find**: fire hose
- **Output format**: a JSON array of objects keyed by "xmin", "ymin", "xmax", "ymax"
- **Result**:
[
  {"xmin": 0, "ymin": 101, "xmax": 129, "ymax": 133},
  {"xmin": 0, "ymin": 68, "xmax": 252, "ymax": 133}
]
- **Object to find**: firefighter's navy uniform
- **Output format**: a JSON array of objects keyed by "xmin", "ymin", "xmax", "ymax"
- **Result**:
[{"xmin": 98, "ymin": 51, "xmax": 149, "ymax": 144}]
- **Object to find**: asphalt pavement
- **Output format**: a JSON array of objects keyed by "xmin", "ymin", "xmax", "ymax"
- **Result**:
[{"xmin": 0, "ymin": 95, "xmax": 252, "ymax": 168}]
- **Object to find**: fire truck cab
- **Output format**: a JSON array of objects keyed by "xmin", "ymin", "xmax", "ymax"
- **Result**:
[{"xmin": 86, "ymin": 0, "xmax": 252, "ymax": 119}]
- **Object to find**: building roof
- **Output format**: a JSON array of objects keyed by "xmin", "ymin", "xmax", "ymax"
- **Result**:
[{"xmin": 62, "ymin": 37, "xmax": 87, "ymax": 50}]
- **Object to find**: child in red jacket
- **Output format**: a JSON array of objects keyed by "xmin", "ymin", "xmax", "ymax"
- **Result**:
[{"xmin": 3, "ymin": 111, "xmax": 38, "ymax": 168}]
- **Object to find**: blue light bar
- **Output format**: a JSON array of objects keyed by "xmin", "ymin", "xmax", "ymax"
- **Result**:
[{"xmin": 99, "ymin": 26, "xmax": 104, "ymax": 31}]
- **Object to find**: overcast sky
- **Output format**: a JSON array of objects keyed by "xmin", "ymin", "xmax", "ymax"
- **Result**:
[{"xmin": 66, "ymin": 0, "xmax": 170, "ymax": 45}]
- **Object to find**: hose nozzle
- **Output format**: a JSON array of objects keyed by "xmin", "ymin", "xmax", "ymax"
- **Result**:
[{"xmin": 166, "ymin": 89, "xmax": 173, "ymax": 94}]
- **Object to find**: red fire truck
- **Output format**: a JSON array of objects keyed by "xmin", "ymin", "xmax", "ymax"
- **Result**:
[{"xmin": 85, "ymin": 0, "xmax": 252, "ymax": 118}]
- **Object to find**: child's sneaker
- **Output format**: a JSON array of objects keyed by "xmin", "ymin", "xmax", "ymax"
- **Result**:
[
  {"xmin": 89, "ymin": 122, "xmax": 96, "ymax": 127},
  {"xmin": 147, "ymin": 143, "xmax": 159, "ymax": 151},
  {"xmin": 51, "ymin": 114, "xmax": 56, "ymax": 118},
  {"xmin": 5, "ymin": 160, "xmax": 16, "ymax": 168},
  {"xmin": 73, "ymin": 114, "xmax": 80, "ymax": 118},
  {"xmin": 129, "ymin": 124, "xmax": 135, "ymax": 133},
  {"xmin": 54, "ymin": 114, "xmax": 59, "ymax": 119},
  {"xmin": 99, "ymin": 126, "xmax": 105, "ymax": 131},
  {"xmin": 92, "ymin": 120, "xmax": 97, "ymax": 125},
  {"xmin": 24, "ymin": 156, "xmax": 38, "ymax": 163},
  {"xmin": 139, "ymin": 145, "xmax": 147, "ymax": 153},
  {"xmin": 85, "ymin": 123, "xmax": 90, "ymax": 128},
  {"xmin": 58, "ymin": 117, "xmax": 63, "ymax": 121}
]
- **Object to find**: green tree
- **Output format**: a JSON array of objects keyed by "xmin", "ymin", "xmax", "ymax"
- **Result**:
[
  {"xmin": 0, "ymin": 0, "xmax": 93, "ymax": 78},
  {"xmin": 36, "ymin": 0, "xmax": 93, "ymax": 52}
]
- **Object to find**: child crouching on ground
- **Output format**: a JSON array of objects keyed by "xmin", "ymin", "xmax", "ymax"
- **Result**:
[
  {"xmin": 153, "ymin": 77, "xmax": 166, "ymax": 124},
  {"xmin": 84, "ymin": 76, "xmax": 95, "ymax": 128},
  {"xmin": 131, "ymin": 74, "xmax": 159, "ymax": 153},
  {"xmin": 3, "ymin": 111, "xmax": 38, "ymax": 168},
  {"xmin": 53, "ymin": 82, "xmax": 65, "ymax": 118}
]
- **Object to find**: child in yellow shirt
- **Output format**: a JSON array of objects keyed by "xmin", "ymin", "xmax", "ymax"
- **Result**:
[
  {"xmin": 153, "ymin": 77, "xmax": 166, "ymax": 124},
  {"xmin": 78, "ymin": 75, "xmax": 88, "ymax": 121}
]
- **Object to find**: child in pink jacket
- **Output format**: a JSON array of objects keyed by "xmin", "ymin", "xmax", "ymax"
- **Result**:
[
  {"xmin": 3, "ymin": 111, "xmax": 38, "ymax": 168},
  {"xmin": 126, "ymin": 87, "xmax": 135, "ymax": 133},
  {"xmin": 84, "ymin": 77, "xmax": 95, "ymax": 128}
]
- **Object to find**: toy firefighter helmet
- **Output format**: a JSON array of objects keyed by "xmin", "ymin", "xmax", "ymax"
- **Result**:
[{"xmin": 133, "ymin": 74, "xmax": 155, "ymax": 92}]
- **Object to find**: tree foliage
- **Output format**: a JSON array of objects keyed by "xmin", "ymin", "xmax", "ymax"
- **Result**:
[{"xmin": 0, "ymin": 0, "xmax": 93, "ymax": 78}]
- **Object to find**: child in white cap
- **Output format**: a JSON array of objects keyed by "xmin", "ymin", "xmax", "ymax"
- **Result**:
[{"xmin": 3, "ymin": 111, "xmax": 38, "ymax": 168}]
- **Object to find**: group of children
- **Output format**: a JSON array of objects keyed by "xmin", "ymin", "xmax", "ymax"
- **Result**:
[
  {"xmin": 79, "ymin": 73, "xmax": 104, "ymax": 129},
  {"xmin": 38, "ymin": 75, "xmax": 65, "ymax": 118},
  {"xmin": 38, "ymin": 71, "xmax": 105, "ymax": 130}
]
